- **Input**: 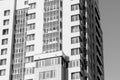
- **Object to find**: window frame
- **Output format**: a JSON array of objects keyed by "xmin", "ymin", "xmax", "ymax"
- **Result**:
[
  {"xmin": 4, "ymin": 10, "xmax": 10, "ymax": 16},
  {"xmin": 2, "ymin": 38, "xmax": 8, "ymax": 45},
  {"xmin": 71, "ymin": 14, "xmax": 81, "ymax": 22},
  {"xmin": 71, "ymin": 25, "xmax": 80, "ymax": 33},
  {"xmin": 3, "ymin": 19, "xmax": 9, "ymax": 25},
  {"xmin": 2, "ymin": 29, "xmax": 9, "ymax": 35},
  {"xmin": 0, "ymin": 59, "xmax": 7, "ymax": 65},
  {"xmin": 1, "ymin": 48, "xmax": 7, "ymax": 55},
  {"xmin": 0, "ymin": 69, "xmax": 6, "ymax": 76},
  {"xmin": 71, "ymin": 4, "xmax": 80, "ymax": 11},
  {"xmin": 71, "ymin": 36, "xmax": 80, "ymax": 44}
]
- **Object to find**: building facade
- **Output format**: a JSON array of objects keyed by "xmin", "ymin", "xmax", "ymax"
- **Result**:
[{"xmin": 0, "ymin": 0, "xmax": 104, "ymax": 80}]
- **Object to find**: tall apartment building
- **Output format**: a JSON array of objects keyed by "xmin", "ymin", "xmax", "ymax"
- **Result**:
[{"xmin": 0, "ymin": 0, "xmax": 104, "ymax": 80}]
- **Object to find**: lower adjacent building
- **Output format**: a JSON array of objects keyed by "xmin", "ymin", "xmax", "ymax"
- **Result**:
[{"xmin": 0, "ymin": 0, "xmax": 104, "ymax": 80}]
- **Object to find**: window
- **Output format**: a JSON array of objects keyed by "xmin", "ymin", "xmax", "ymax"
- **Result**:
[
  {"xmin": 25, "ymin": 56, "xmax": 33, "ymax": 63},
  {"xmin": 26, "ymin": 45, "xmax": 34, "ymax": 52},
  {"xmin": 4, "ymin": 10, "xmax": 10, "ymax": 16},
  {"xmin": 27, "ymin": 13, "xmax": 36, "ymax": 20},
  {"xmin": 1, "ymin": 48, "xmax": 7, "ymax": 55},
  {"xmin": 71, "ymin": 25, "xmax": 80, "ymax": 33},
  {"xmin": 0, "ymin": 69, "xmax": 6, "ymax": 76},
  {"xmin": 3, "ymin": 19, "xmax": 9, "ymax": 25},
  {"xmin": 71, "ymin": 48, "xmax": 81, "ymax": 55},
  {"xmin": 71, "ymin": 14, "xmax": 80, "ymax": 22},
  {"xmin": 39, "ymin": 70, "xmax": 56, "ymax": 80},
  {"xmin": 36, "ymin": 57, "xmax": 61, "ymax": 68},
  {"xmin": 2, "ymin": 29, "xmax": 9, "ymax": 35},
  {"xmin": 27, "ymin": 23, "xmax": 35, "ymax": 30},
  {"xmin": 71, "ymin": 72, "xmax": 81, "ymax": 80},
  {"xmin": 71, "ymin": 36, "xmax": 80, "ymax": 44},
  {"xmin": 0, "ymin": 59, "xmax": 6, "ymax": 65},
  {"xmin": 44, "ymin": 0, "xmax": 59, "ymax": 11},
  {"xmin": 71, "ymin": 4, "xmax": 80, "ymax": 11},
  {"xmin": 43, "ymin": 43, "xmax": 60, "ymax": 52},
  {"xmin": 27, "ymin": 34, "xmax": 35, "ymax": 41},
  {"xmin": 24, "ymin": 1, "xmax": 28, "ymax": 5},
  {"xmin": 69, "ymin": 59, "xmax": 80, "ymax": 68},
  {"xmin": 29, "ymin": 3, "xmax": 36, "ymax": 9},
  {"xmin": 2, "ymin": 38, "xmax": 8, "ymax": 45},
  {"xmin": 25, "ymin": 67, "xmax": 34, "ymax": 75}
]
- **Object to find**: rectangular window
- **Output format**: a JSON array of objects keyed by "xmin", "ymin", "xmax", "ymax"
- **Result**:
[
  {"xmin": 25, "ymin": 56, "xmax": 33, "ymax": 63},
  {"xmin": 69, "ymin": 59, "xmax": 80, "ymax": 68},
  {"xmin": 27, "ymin": 13, "xmax": 36, "ymax": 20},
  {"xmin": 0, "ymin": 59, "xmax": 6, "ymax": 65},
  {"xmin": 29, "ymin": 3, "xmax": 36, "ymax": 9},
  {"xmin": 1, "ymin": 48, "xmax": 7, "ymax": 55},
  {"xmin": 71, "ymin": 4, "xmax": 80, "ymax": 11},
  {"xmin": 71, "ymin": 36, "xmax": 80, "ymax": 44},
  {"xmin": 3, "ymin": 19, "xmax": 9, "ymax": 25},
  {"xmin": 25, "ymin": 67, "xmax": 34, "ymax": 75},
  {"xmin": 0, "ymin": 69, "xmax": 6, "ymax": 76},
  {"xmin": 71, "ymin": 72, "xmax": 81, "ymax": 80},
  {"xmin": 24, "ymin": 1, "xmax": 28, "ymax": 5},
  {"xmin": 71, "ymin": 48, "xmax": 81, "ymax": 55},
  {"xmin": 2, "ymin": 29, "xmax": 9, "ymax": 35},
  {"xmin": 36, "ymin": 57, "xmax": 61, "ymax": 68},
  {"xmin": 4, "ymin": 10, "xmax": 10, "ymax": 16},
  {"xmin": 71, "ymin": 25, "xmax": 80, "ymax": 33},
  {"xmin": 39, "ymin": 70, "xmax": 55, "ymax": 80},
  {"xmin": 27, "ymin": 34, "xmax": 35, "ymax": 41},
  {"xmin": 71, "ymin": 14, "xmax": 80, "ymax": 22},
  {"xmin": 26, "ymin": 45, "xmax": 34, "ymax": 52},
  {"xmin": 27, "ymin": 23, "xmax": 35, "ymax": 30},
  {"xmin": 2, "ymin": 38, "xmax": 8, "ymax": 45}
]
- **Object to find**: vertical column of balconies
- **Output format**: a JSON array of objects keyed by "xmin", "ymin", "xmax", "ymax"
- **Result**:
[
  {"xmin": 79, "ymin": 0, "xmax": 89, "ymax": 80},
  {"xmin": 43, "ymin": 0, "xmax": 62, "ymax": 53},
  {"xmin": 11, "ymin": 8, "xmax": 28, "ymax": 80},
  {"xmin": 94, "ymin": 1, "xmax": 104, "ymax": 80}
]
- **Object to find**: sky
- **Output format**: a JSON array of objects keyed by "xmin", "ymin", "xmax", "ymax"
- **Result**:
[{"xmin": 100, "ymin": 0, "xmax": 120, "ymax": 80}]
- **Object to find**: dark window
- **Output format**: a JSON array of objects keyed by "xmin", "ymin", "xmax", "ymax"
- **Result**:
[
  {"xmin": 2, "ymin": 38, "xmax": 8, "ymax": 45},
  {"xmin": 0, "ymin": 69, "xmax": 6, "ymax": 76},
  {"xmin": 2, "ymin": 29, "xmax": 9, "ymax": 35},
  {"xmin": 71, "ymin": 48, "xmax": 81, "ymax": 55},
  {"xmin": 29, "ymin": 3, "xmax": 36, "ymax": 9},
  {"xmin": 4, "ymin": 10, "xmax": 10, "ymax": 16},
  {"xmin": 71, "ymin": 36, "xmax": 80, "ymax": 44},
  {"xmin": 1, "ymin": 48, "xmax": 7, "ymax": 55},
  {"xmin": 71, "ymin": 14, "xmax": 81, "ymax": 22},
  {"xmin": 71, "ymin": 25, "xmax": 80, "ymax": 33},
  {"xmin": 0, "ymin": 59, "xmax": 6, "ymax": 65},
  {"xmin": 3, "ymin": 19, "xmax": 9, "ymax": 25},
  {"xmin": 71, "ymin": 4, "xmax": 80, "ymax": 11}
]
